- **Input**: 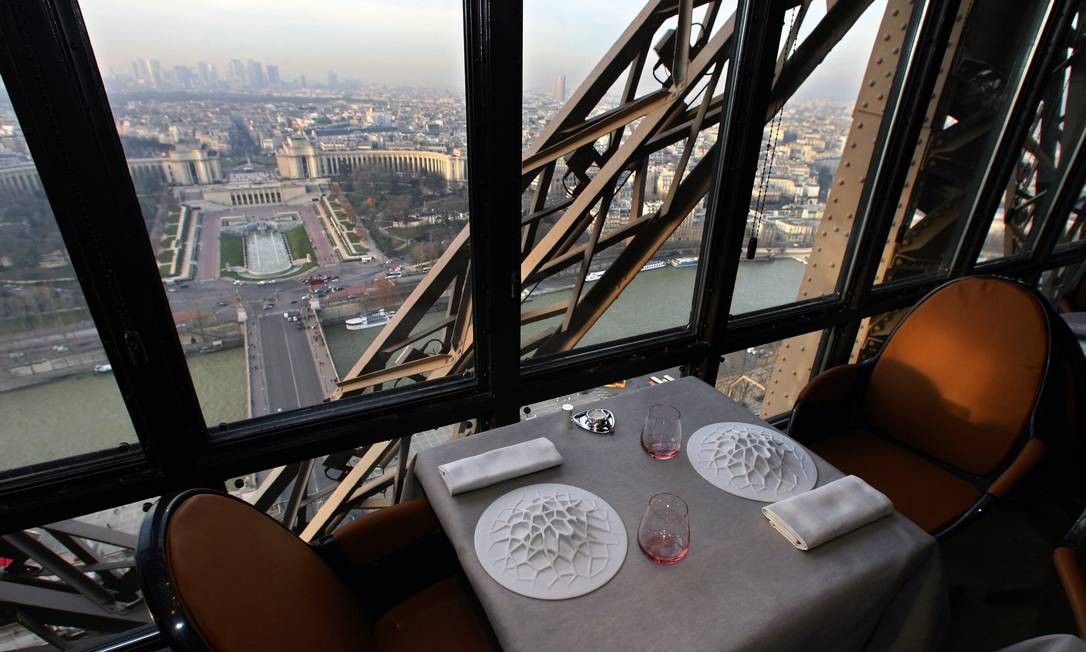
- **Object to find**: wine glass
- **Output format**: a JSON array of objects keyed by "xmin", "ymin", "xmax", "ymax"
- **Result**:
[
  {"xmin": 640, "ymin": 404, "xmax": 682, "ymax": 459},
  {"xmin": 638, "ymin": 493, "xmax": 690, "ymax": 565}
]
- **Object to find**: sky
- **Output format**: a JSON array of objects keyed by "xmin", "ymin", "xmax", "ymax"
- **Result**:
[{"xmin": 79, "ymin": 0, "xmax": 888, "ymax": 100}]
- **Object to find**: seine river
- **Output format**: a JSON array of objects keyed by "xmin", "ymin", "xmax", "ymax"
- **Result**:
[{"xmin": 0, "ymin": 258, "xmax": 805, "ymax": 470}]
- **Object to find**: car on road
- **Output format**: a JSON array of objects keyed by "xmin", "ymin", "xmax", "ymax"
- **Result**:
[
  {"xmin": 263, "ymin": 303, "xmax": 275, "ymax": 310},
  {"xmin": 290, "ymin": 300, "xmax": 298, "ymax": 304},
  {"xmin": 233, "ymin": 280, "xmax": 242, "ymax": 286},
  {"xmin": 216, "ymin": 301, "xmax": 229, "ymax": 307},
  {"xmin": 52, "ymin": 345, "xmax": 69, "ymax": 352}
]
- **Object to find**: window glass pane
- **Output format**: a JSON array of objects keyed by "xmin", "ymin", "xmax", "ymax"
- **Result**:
[
  {"xmin": 1056, "ymin": 182, "xmax": 1086, "ymax": 247},
  {"xmin": 716, "ymin": 330, "xmax": 827, "ymax": 418},
  {"xmin": 875, "ymin": 1, "xmax": 1049, "ymax": 284},
  {"xmin": 1038, "ymin": 263, "xmax": 1086, "ymax": 312},
  {"xmin": 0, "ymin": 499, "xmax": 152, "ymax": 649},
  {"xmin": 0, "ymin": 85, "xmax": 138, "ymax": 471},
  {"xmin": 519, "ymin": 2, "xmax": 735, "ymax": 358},
  {"xmin": 978, "ymin": 14, "xmax": 1086, "ymax": 264},
  {"xmin": 234, "ymin": 424, "xmax": 460, "ymax": 540},
  {"xmin": 850, "ymin": 309, "xmax": 905, "ymax": 363},
  {"xmin": 731, "ymin": 0, "xmax": 894, "ymax": 314},
  {"xmin": 79, "ymin": 0, "xmax": 473, "ymax": 423}
]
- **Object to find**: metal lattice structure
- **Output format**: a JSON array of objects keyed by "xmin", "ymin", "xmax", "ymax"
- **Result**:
[
  {"xmin": 329, "ymin": 0, "xmax": 889, "ymax": 400},
  {"xmin": 8, "ymin": 1, "xmax": 1086, "ymax": 647}
]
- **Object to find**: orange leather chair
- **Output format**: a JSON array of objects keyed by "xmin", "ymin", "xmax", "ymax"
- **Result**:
[
  {"xmin": 137, "ymin": 490, "xmax": 499, "ymax": 652},
  {"xmin": 1055, "ymin": 510, "xmax": 1086, "ymax": 638},
  {"xmin": 789, "ymin": 276, "xmax": 1084, "ymax": 538}
]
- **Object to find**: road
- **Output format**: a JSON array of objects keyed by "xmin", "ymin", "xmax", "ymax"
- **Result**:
[{"xmin": 251, "ymin": 313, "xmax": 327, "ymax": 415}]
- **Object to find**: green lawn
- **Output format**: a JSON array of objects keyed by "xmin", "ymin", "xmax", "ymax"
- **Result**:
[
  {"xmin": 285, "ymin": 226, "xmax": 316, "ymax": 262},
  {"xmin": 220, "ymin": 233, "xmax": 244, "ymax": 268},
  {"xmin": 157, "ymin": 250, "xmax": 175, "ymax": 264}
]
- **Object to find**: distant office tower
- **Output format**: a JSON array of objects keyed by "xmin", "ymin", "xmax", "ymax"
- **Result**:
[
  {"xmin": 131, "ymin": 59, "xmax": 145, "ymax": 83},
  {"xmin": 328, "ymin": 71, "xmax": 338, "ymax": 87},
  {"xmin": 555, "ymin": 75, "xmax": 566, "ymax": 102},
  {"xmin": 299, "ymin": 74, "xmax": 307, "ymax": 88},
  {"xmin": 247, "ymin": 60, "xmax": 266, "ymax": 88},
  {"xmin": 173, "ymin": 65, "xmax": 197, "ymax": 89},
  {"xmin": 197, "ymin": 61, "xmax": 215, "ymax": 85},
  {"xmin": 266, "ymin": 64, "xmax": 280, "ymax": 86},
  {"xmin": 149, "ymin": 60, "xmax": 163, "ymax": 88},
  {"xmin": 229, "ymin": 59, "xmax": 246, "ymax": 84}
]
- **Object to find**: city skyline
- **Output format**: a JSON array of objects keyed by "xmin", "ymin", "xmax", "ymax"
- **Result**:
[{"xmin": 81, "ymin": 0, "xmax": 886, "ymax": 99}]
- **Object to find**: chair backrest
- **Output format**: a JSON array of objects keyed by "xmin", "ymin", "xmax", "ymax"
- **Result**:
[
  {"xmin": 864, "ymin": 277, "xmax": 1050, "ymax": 476},
  {"xmin": 138, "ymin": 490, "xmax": 374, "ymax": 652}
]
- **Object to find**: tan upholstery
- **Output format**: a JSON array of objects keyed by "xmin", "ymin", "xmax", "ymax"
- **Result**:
[
  {"xmin": 988, "ymin": 439, "xmax": 1046, "ymax": 498},
  {"xmin": 864, "ymin": 277, "xmax": 1048, "ymax": 475},
  {"xmin": 374, "ymin": 576, "xmax": 500, "ymax": 652},
  {"xmin": 795, "ymin": 363, "xmax": 862, "ymax": 404},
  {"xmin": 1054, "ymin": 547, "xmax": 1086, "ymax": 638},
  {"xmin": 165, "ymin": 494, "xmax": 374, "ymax": 652},
  {"xmin": 811, "ymin": 429, "xmax": 982, "ymax": 534},
  {"xmin": 332, "ymin": 499, "xmax": 441, "ymax": 569}
]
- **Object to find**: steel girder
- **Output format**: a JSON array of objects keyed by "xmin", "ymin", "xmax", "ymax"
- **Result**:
[
  {"xmin": 0, "ymin": 520, "xmax": 147, "ymax": 647},
  {"xmin": 331, "ymin": 0, "xmax": 880, "ymax": 400},
  {"xmin": 859, "ymin": 0, "xmax": 1086, "ymax": 358}
]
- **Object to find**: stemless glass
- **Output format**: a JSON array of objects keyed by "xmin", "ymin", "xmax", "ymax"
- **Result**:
[
  {"xmin": 638, "ymin": 493, "xmax": 690, "ymax": 565},
  {"xmin": 640, "ymin": 404, "xmax": 682, "ymax": 459}
]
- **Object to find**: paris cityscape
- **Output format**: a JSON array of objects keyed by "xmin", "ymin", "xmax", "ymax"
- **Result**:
[{"xmin": 0, "ymin": 58, "xmax": 856, "ymax": 464}]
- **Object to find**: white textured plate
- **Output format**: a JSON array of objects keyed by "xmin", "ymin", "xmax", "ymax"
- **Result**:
[
  {"xmin": 474, "ymin": 483, "xmax": 627, "ymax": 600},
  {"xmin": 686, "ymin": 422, "xmax": 817, "ymax": 502}
]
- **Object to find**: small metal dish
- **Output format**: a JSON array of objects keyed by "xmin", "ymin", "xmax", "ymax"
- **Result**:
[{"xmin": 572, "ymin": 408, "xmax": 615, "ymax": 434}]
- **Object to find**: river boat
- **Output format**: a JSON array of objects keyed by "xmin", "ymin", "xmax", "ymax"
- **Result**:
[
  {"xmin": 640, "ymin": 260, "xmax": 666, "ymax": 272},
  {"xmin": 346, "ymin": 309, "xmax": 395, "ymax": 331},
  {"xmin": 669, "ymin": 256, "xmax": 699, "ymax": 269}
]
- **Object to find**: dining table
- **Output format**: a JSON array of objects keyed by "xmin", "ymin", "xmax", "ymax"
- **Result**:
[{"xmin": 409, "ymin": 376, "xmax": 944, "ymax": 652}]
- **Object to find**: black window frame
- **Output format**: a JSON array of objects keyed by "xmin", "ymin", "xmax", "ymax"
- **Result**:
[{"xmin": 0, "ymin": 0, "xmax": 1082, "ymax": 533}]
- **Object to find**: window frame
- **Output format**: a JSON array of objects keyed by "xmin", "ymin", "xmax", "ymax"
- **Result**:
[{"xmin": 0, "ymin": 0, "xmax": 1082, "ymax": 533}]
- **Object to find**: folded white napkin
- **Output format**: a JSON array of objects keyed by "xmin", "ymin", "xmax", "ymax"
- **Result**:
[
  {"xmin": 438, "ymin": 437, "xmax": 563, "ymax": 496},
  {"xmin": 762, "ymin": 475, "xmax": 893, "ymax": 551}
]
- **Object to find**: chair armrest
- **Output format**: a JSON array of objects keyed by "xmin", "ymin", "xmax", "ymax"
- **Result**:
[
  {"xmin": 330, "ymin": 499, "xmax": 443, "ymax": 569},
  {"xmin": 789, "ymin": 363, "xmax": 869, "ymax": 442},
  {"xmin": 1054, "ymin": 547, "xmax": 1086, "ymax": 638}
]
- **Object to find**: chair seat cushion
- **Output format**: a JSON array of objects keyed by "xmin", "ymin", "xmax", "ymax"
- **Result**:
[
  {"xmin": 811, "ymin": 429, "xmax": 983, "ymax": 534},
  {"xmin": 374, "ymin": 575, "xmax": 499, "ymax": 651}
]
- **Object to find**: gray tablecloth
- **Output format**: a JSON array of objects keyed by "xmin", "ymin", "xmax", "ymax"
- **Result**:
[{"xmin": 412, "ymin": 377, "xmax": 944, "ymax": 652}]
